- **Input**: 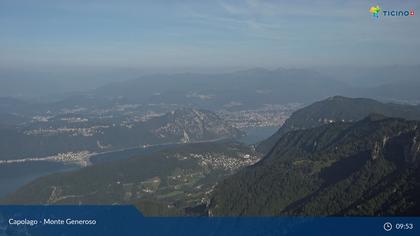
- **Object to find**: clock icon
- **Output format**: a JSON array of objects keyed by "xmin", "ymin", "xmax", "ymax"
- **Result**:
[{"xmin": 384, "ymin": 222, "xmax": 393, "ymax": 231}]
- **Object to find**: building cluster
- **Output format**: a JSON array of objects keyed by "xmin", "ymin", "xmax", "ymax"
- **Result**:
[
  {"xmin": 174, "ymin": 152, "xmax": 260, "ymax": 172},
  {"xmin": 24, "ymin": 126, "xmax": 108, "ymax": 137},
  {"xmin": 218, "ymin": 103, "xmax": 301, "ymax": 129},
  {"xmin": 0, "ymin": 151, "xmax": 92, "ymax": 167}
]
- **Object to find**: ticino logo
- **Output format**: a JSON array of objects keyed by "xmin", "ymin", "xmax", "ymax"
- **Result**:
[{"xmin": 370, "ymin": 5, "xmax": 415, "ymax": 18}]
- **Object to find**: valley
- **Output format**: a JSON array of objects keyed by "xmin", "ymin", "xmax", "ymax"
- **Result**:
[
  {"xmin": 0, "ymin": 98, "xmax": 292, "ymax": 199},
  {"xmin": 3, "ymin": 95, "xmax": 420, "ymax": 217},
  {"xmin": 1, "ymin": 66, "xmax": 420, "ymax": 217}
]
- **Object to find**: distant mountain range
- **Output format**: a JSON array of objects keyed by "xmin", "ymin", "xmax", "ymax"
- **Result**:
[
  {"xmin": 209, "ymin": 115, "xmax": 420, "ymax": 216},
  {"xmin": 0, "ymin": 108, "xmax": 241, "ymax": 160},
  {"xmin": 257, "ymin": 96, "xmax": 420, "ymax": 154},
  {"xmin": 92, "ymin": 68, "xmax": 348, "ymax": 110},
  {"xmin": 2, "ymin": 67, "xmax": 420, "ymax": 113},
  {"xmin": 366, "ymin": 78, "xmax": 420, "ymax": 102},
  {"xmin": 82, "ymin": 67, "xmax": 420, "ymax": 110}
]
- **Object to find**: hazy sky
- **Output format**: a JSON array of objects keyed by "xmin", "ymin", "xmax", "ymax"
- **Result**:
[{"xmin": 1, "ymin": 0, "xmax": 419, "ymax": 70}]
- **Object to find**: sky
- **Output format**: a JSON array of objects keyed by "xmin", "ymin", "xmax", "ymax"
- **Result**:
[{"xmin": 0, "ymin": 0, "xmax": 419, "ymax": 71}]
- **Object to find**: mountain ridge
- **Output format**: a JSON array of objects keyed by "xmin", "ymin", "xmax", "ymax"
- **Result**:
[
  {"xmin": 257, "ymin": 96, "xmax": 420, "ymax": 154},
  {"xmin": 209, "ymin": 115, "xmax": 420, "ymax": 216},
  {"xmin": 0, "ymin": 107, "xmax": 240, "ymax": 160}
]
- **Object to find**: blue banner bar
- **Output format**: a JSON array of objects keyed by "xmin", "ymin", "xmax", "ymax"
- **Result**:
[{"xmin": 0, "ymin": 206, "xmax": 419, "ymax": 236}]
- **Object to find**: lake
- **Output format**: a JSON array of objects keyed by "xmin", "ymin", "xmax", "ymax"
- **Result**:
[
  {"xmin": 238, "ymin": 126, "xmax": 279, "ymax": 144},
  {"xmin": 0, "ymin": 162, "xmax": 78, "ymax": 198},
  {"xmin": 0, "ymin": 144, "xmax": 175, "ymax": 198},
  {"xmin": 0, "ymin": 126, "xmax": 280, "ymax": 199}
]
